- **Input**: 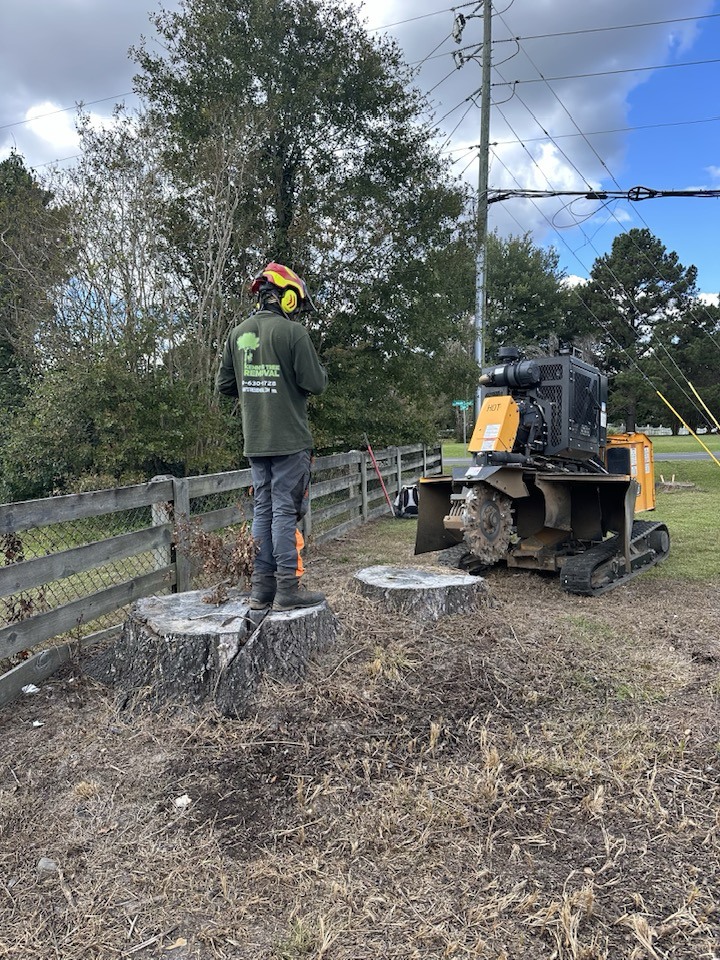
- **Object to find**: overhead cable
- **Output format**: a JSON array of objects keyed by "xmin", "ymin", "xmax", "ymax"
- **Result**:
[{"xmin": 493, "ymin": 56, "xmax": 720, "ymax": 88}]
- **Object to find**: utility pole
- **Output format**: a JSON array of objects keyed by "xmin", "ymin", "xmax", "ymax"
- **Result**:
[{"xmin": 474, "ymin": 0, "xmax": 492, "ymax": 416}]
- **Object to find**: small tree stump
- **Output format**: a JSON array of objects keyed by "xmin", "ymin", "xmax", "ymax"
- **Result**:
[
  {"xmin": 353, "ymin": 566, "xmax": 485, "ymax": 620},
  {"xmin": 87, "ymin": 590, "xmax": 338, "ymax": 717},
  {"xmin": 656, "ymin": 475, "xmax": 696, "ymax": 493}
]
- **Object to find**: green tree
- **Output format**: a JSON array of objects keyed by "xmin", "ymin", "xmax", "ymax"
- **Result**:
[
  {"xmin": 0, "ymin": 153, "xmax": 72, "ymax": 410},
  {"xmin": 133, "ymin": 0, "xmax": 477, "ymax": 452},
  {"xmin": 484, "ymin": 231, "xmax": 580, "ymax": 360},
  {"xmin": 51, "ymin": 111, "xmax": 242, "ymax": 475},
  {"xmin": 577, "ymin": 228, "xmax": 698, "ymax": 431},
  {"xmin": 647, "ymin": 299, "xmax": 720, "ymax": 433},
  {"xmin": 2, "ymin": 0, "xmax": 484, "ymax": 498}
]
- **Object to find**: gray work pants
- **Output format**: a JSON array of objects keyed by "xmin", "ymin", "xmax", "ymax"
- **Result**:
[{"xmin": 249, "ymin": 450, "xmax": 311, "ymax": 577}]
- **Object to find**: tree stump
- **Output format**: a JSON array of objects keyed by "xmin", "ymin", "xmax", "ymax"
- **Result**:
[
  {"xmin": 86, "ymin": 590, "xmax": 338, "ymax": 717},
  {"xmin": 353, "ymin": 566, "xmax": 485, "ymax": 619}
]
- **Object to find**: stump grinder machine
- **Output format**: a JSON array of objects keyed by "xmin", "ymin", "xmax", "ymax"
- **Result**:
[{"xmin": 415, "ymin": 347, "xmax": 670, "ymax": 595}]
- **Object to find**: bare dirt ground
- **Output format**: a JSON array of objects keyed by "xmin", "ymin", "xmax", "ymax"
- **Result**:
[{"xmin": 1, "ymin": 518, "xmax": 719, "ymax": 959}]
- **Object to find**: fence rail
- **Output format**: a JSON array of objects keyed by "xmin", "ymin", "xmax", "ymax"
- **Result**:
[{"xmin": 0, "ymin": 443, "xmax": 441, "ymax": 707}]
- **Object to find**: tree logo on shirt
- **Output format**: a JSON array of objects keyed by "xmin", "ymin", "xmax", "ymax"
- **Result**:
[{"xmin": 236, "ymin": 332, "xmax": 260, "ymax": 364}]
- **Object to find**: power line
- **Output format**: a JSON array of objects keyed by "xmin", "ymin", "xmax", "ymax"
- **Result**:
[
  {"xmin": 3, "ymin": 9, "xmax": 716, "ymax": 133},
  {"xmin": 0, "ymin": 9, "xmax": 467, "ymax": 136},
  {"xmin": 489, "ymin": 150, "xmax": 716, "ymax": 417},
  {"xmin": 490, "ymin": 113, "xmax": 720, "ymax": 146},
  {"xmin": 410, "ymin": 13, "xmax": 720, "ymax": 65},
  {"xmin": 501, "ymin": 12, "xmax": 720, "ymax": 43},
  {"xmin": 444, "ymin": 115, "xmax": 720, "ymax": 156},
  {"xmin": 0, "ymin": 93, "xmax": 134, "ymax": 133},
  {"xmin": 438, "ymin": 100, "xmax": 478, "ymax": 152},
  {"xmin": 491, "ymin": 47, "xmax": 597, "ymax": 188},
  {"xmin": 480, "ymin": 23, "xmax": 720, "ymax": 394},
  {"xmin": 366, "ymin": 1, "xmax": 477, "ymax": 33},
  {"xmin": 426, "ymin": 65, "xmax": 463, "ymax": 96},
  {"xmin": 423, "ymin": 2, "xmax": 720, "ymax": 327},
  {"xmin": 489, "ymin": 4, "xmax": 720, "ymax": 337},
  {"xmin": 488, "ymin": 187, "xmax": 720, "ymax": 203},
  {"xmin": 413, "ymin": 33, "xmax": 454, "ymax": 73},
  {"xmin": 492, "ymin": 56, "xmax": 720, "ymax": 88},
  {"xmin": 434, "ymin": 96, "xmax": 476, "ymax": 127},
  {"xmin": 27, "ymin": 153, "xmax": 83, "ymax": 171}
]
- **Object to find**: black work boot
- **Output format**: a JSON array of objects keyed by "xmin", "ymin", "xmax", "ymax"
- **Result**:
[
  {"xmin": 274, "ymin": 573, "xmax": 325, "ymax": 611},
  {"xmin": 249, "ymin": 572, "xmax": 277, "ymax": 610}
]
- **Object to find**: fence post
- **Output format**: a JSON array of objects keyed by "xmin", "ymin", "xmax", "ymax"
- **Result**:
[
  {"xmin": 360, "ymin": 454, "xmax": 368, "ymax": 522},
  {"xmin": 172, "ymin": 477, "xmax": 191, "ymax": 593},
  {"xmin": 150, "ymin": 475, "xmax": 174, "ymax": 578},
  {"xmin": 423, "ymin": 444, "xmax": 428, "ymax": 476},
  {"xmin": 395, "ymin": 447, "xmax": 402, "ymax": 499},
  {"xmin": 348, "ymin": 453, "xmax": 359, "ymax": 521}
]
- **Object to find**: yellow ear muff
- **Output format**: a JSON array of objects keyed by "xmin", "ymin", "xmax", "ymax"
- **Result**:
[{"xmin": 280, "ymin": 288, "xmax": 298, "ymax": 313}]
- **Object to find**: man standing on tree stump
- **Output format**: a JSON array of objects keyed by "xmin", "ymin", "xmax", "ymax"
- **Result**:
[{"xmin": 216, "ymin": 262, "xmax": 328, "ymax": 610}]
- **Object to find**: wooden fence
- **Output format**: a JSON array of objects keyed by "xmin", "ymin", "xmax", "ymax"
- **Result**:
[{"xmin": 0, "ymin": 443, "xmax": 441, "ymax": 708}]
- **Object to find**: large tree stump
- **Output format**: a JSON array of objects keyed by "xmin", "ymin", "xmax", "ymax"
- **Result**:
[
  {"xmin": 353, "ymin": 566, "xmax": 485, "ymax": 619},
  {"xmin": 87, "ymin": 590, "xmax": 338, "ymax": 717}
]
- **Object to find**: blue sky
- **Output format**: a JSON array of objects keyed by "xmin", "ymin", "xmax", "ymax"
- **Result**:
[
  {"xmin": 615, "ymin": 14, "xmax": 720, "ymax": 299},
  {"xmin": 1, "ymin": 0, "xmax": 718, "ymax": 297},
  {"xmin": 363, "ymin": 0, "xmax": 720, "ymax": 298}
]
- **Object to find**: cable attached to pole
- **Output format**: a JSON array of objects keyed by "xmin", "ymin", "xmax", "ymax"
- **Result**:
[
  {"xmin": 688, "ymin": 381, "xmax": 720, "ymax": 434},
  {"xmin": 655, "ymin": 391, "xmax": 720, "ymax": 469}
]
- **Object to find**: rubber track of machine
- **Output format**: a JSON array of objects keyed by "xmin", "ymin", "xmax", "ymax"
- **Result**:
[{"xmin": 561, "ymin": 520, "xmax": 671, "ymax": 596}]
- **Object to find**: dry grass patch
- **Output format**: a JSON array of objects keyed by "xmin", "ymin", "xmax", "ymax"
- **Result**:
[{"xmin": 0, "ymin": 518, "xmax": 718, "ymax": 958}]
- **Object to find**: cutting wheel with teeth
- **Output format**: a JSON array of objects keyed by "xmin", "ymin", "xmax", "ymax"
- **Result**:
[{"xmin": 462, "ymin": 485, "xmax": 514, "ymax": 564}]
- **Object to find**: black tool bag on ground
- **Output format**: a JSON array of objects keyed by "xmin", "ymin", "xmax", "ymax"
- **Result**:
[{"xmin": 393, "ymin": 485, "xmax": 419, "ymax": 518}]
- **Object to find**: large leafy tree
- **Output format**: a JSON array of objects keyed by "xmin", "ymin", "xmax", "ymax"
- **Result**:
[
  {"xmin": 133, "ymin": 0, "xmax": 434, "ymax": 267},
  {"xmin": 483, "ymin": 231, "xmax": 580, "ymax": 361},
  {"xmin": 133, "ymin": 0, "xmax": 478, "ymax": 451},
  {"xmin": 576, "ymin": 228, "xmax": 698, "ymax": 431},
  {"xmin": 646, "ymin": 299, "xmax": 720, "ymax": 433},
  {"xmin": 0, "ymin": 153, "xmax": 72, "ymax": 410}
]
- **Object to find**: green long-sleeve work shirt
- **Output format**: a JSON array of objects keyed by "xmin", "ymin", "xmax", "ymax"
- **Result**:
[{"xmin": 216, "ymin": 309, "xmax": 328, "ymax": 458}]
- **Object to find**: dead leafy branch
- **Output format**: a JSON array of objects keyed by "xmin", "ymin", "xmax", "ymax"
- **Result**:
[
  {"xmin": 173, "ymin": 513, "xmax": 256, "ymax": 604},
  {"xmin": 1, "ymin": 532, "xmax": 48, "ymax": 633}
]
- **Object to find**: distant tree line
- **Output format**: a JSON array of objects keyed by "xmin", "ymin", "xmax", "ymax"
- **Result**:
[{"xmin": 1, "ymin": 0, "xmax": 718, "ymax": 502}]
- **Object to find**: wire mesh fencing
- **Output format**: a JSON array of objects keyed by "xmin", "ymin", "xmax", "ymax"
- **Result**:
[
  {"xmin": 1, "ymin": 505, "xmax": 165, "ymax": 629},
  {"xmin": 0, "ymin": 446, "xmax": 441, "ymax": 695}
]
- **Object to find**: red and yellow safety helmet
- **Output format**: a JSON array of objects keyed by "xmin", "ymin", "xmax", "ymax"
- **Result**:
[{"xmin": 250, "ymin": 261, "xmax": 315, "ymax": 314}]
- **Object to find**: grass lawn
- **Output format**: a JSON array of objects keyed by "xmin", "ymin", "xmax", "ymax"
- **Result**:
[
  {"xmin": 652, "ymin": 459, "xmax": 720, "ymax": 579},
  {"xmin": 648, "ymin": 433, "xmax": 720, "ymax": 454}
]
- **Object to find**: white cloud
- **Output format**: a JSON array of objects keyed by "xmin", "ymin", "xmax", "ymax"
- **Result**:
[
  {"xmin": 0, "ymin": 102, "xmax": 118, "ymax": 166},
  {"xmin": 25, "ymin": 102, "xmax": 80, "ymax": 151}
]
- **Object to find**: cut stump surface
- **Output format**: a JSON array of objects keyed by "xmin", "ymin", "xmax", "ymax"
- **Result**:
[
  {"xmin": 86, "ymin": 589, "xmax": 338, "ymax": 716},
  {"xmin": 353, "ymin": 566, "xmax": 485, "ymax": 620}
]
